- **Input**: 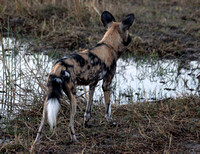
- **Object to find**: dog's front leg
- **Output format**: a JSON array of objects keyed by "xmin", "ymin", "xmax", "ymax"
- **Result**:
[
  {"xmin": 84, "ymin": 82, "xmax": 97, "ymax": 127},
  {"xmin": 102, "ymin": 77, "xmax": 113, "ymax": 123}
]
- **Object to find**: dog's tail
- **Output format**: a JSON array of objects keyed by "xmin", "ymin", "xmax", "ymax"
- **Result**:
[{"xmin": 46, "ymin": 74, "xmax": 63, "ymax": 130}]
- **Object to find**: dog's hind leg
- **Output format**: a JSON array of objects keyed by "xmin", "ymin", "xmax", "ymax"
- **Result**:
[
  {"xmin": 62, "ymin": 80, "xmax": 79, "ymax": 142},
  {"xmin": 63, "ymin": 82, "xmax": 78, "ymax": 142},
  {"xmin": 31, "ymin": 98, "xmax": 47, "ymax": 151},
  {"xmin": 67, "ymin": 88, "xmax": 78, "ymax": 142},
  {"xmin": 84, "ymin": 82, "xmax": 98, "ymax": 127}
]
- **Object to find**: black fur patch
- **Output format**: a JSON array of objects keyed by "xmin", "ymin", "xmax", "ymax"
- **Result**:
[
  {"xmin": 61, "ymin": 70, "xmax": 70, "ymax": 83},
  {"xmin": 88, "ymin": 52, "xmax": 101, "ymax": 66},
  {"xmin": 101, "ymin": 11, "xmax": 116, "ymax": 27},
  {"xmin": 95, "ymin": 43, "xmax": 105, "ymax": 48},
  {"xmin": 110, "ymin": 59, "xmax": 116, "ymax": 70},
  {"xmin": 72, "ymin": 54, "xmax": 85, "ymax": 67},
  {"xmin": 47, "ymin": 75, "xmax": 62, "ymax": 99},
  {"xmin": 88, "ymin": 50, "xmax": 107, "ymax": 71},
  {"xmin": 87, "ymin": 43, "xmax": 102, "ymax": 53},
  {"xmin": 55, "ymin": 57, "xmax": 68, "ymax": 63},
  {"xmin": 56, "ymin": 58, "xmax": 73, "ymax": 68},
  {"xmin": 123, "ymin": 35, "xmax": 132, "ymax": 46}
]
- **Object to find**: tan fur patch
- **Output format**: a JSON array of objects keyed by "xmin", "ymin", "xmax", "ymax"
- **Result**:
[
  {"xmin": 100, "ymin": 23, "xmax": 123, "ymax": 52},
  {"xmin": 50, "ymin": 63, "xmax": 64, "ymax": 76},
  {"xmin": 90, "ymin": 46, "xmax": 116, "ymax": 67}
]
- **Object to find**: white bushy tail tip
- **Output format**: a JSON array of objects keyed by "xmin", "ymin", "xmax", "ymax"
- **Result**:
[{"xmin": 47, "ymin": 98, "xmax": 60, "ymax": 130}]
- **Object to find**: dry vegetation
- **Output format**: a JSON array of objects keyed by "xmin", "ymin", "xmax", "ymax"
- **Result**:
[
  {"xmin": 1, "ymin": 96, "xmax": 200, "ymax": 153},
  {"xmin": 1, "ymin": 0, "xmax": 200, "ymax": 58},
  {"xmin": 0, "ymin": 0, "xmax": 200, "ymax": 153}
]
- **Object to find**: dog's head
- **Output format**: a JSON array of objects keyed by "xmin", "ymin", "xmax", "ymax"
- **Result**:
[{"xmin": 101, "ymin": 11, "xmax": 134, "ymax": 51}]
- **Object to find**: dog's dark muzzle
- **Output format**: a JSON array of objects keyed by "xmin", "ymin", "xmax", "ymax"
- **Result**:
[{"xmin": 123, "ymin": 34, "xmax": 132, "ymax": 46}]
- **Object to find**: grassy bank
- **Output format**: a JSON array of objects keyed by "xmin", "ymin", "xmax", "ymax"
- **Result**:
[
  {"xmin": 0, "ymin": 0, "xmax": 200, "ymax": 58},
  {"xmin": 1, "ymin": 95, "xmax": 200, "ymax": 153}
]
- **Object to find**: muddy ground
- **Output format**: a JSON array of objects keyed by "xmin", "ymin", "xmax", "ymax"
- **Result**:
[{"xmin": 0, "ymin": 0, "xmax": 200, "ymax": 153}]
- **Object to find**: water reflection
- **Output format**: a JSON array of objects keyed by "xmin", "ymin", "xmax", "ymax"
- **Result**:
[
  {"xmin": 0, "ymin": 38, "xmax": 199, "ymax": 111},
  {"xmin": 85, "ymin": 58, "xmax": 200, "ymax": 104},
  {"xmin": 0, "ymin": 37, "xmax": 52, "ymax": 117},
  {"xmin": 117, "ymin": 58, "xmax": 199, "ymax": 103}
]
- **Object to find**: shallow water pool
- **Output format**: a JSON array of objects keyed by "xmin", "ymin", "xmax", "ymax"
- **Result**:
[{"xmin": 0, "ymin": 37, "xmax": 199, "ymax": 111}]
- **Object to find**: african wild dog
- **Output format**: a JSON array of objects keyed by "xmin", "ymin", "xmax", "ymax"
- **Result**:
[{"xmin": 33, "ymin": 11, "xmax": 134, "ymax": 145}]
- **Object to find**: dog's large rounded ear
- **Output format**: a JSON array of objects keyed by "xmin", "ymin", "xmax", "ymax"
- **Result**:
[
  {"xmin": 101, "ymin": 11, "xmax": 116, "ymax": 28},
  {"xmin": 120, "ymin": 14, "xmax": 135, "ymax": 32}
]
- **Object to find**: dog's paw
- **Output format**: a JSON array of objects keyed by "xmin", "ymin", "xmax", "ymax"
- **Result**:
[
  {"xmin": 109, "ymin": 121, "xmax": 117, "ymax": 127},
  {"xmin": 72, "ymin": 135, "xmax": 79, "ymax": 143},
  {"xmin": 84, "ymin": 121, "xmax": 92, "ymax": 128},
  {"xmin": 105, "ymin": 114, "xmax": 113, "ymax": 122},
  {"xmin": 84, "ymin": 112, "xmax": 91, "ymax": 122}
]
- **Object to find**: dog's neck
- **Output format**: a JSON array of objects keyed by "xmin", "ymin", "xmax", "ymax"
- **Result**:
[
  {"xmin": 99, "ymin": 35, "xmax": 125, "ymax": 56},
  {"xmin": 99, "ymin": 25, "xmax": 125, "ymax": 59},
  {"xmin": 97, "ymin": 41, "xmax": 124, "ymax": 60}
]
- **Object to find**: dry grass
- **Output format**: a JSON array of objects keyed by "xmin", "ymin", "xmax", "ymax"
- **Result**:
[
  {"xmin": 0, "ymin": 0, "xmax": 200, "ymax": 58},
  {"xmin": 0, "ymin": 96, "xmax": 200, "ymax": 153}
]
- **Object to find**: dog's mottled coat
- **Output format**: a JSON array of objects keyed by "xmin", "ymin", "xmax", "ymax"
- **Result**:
[{"xmin": 32, "ymin": 11, "xmax": 134, "ymax": 146}]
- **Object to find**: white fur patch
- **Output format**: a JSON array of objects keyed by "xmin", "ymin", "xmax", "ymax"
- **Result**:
[
  {"xmin": 84, "ymin": 112, "xmax": 91, "ymax": 121},
  {"xmin": 99, "ymin": 70, "xmax": 107, "ymax": 79},
  {"xmin": 64, "ymin": 71, "xmax": 70, "ymax": 77},
  {"xmin": 105, "ymin": 103, "xmax": 112, "ymax": 121},
  {"xmin": 108, "ymin": 103, "xmax": 111, "ymax": 116},
  {"xmin": 54, "ymin": 78, "xmax": 62, "ymax": 83},
  {"xmin": 91, "ymin": 59, "xmax": 94, "ymax": 65},
  {"xmin": 47, "ymin": 98, "xmax": 60, "ymax": 130}
]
